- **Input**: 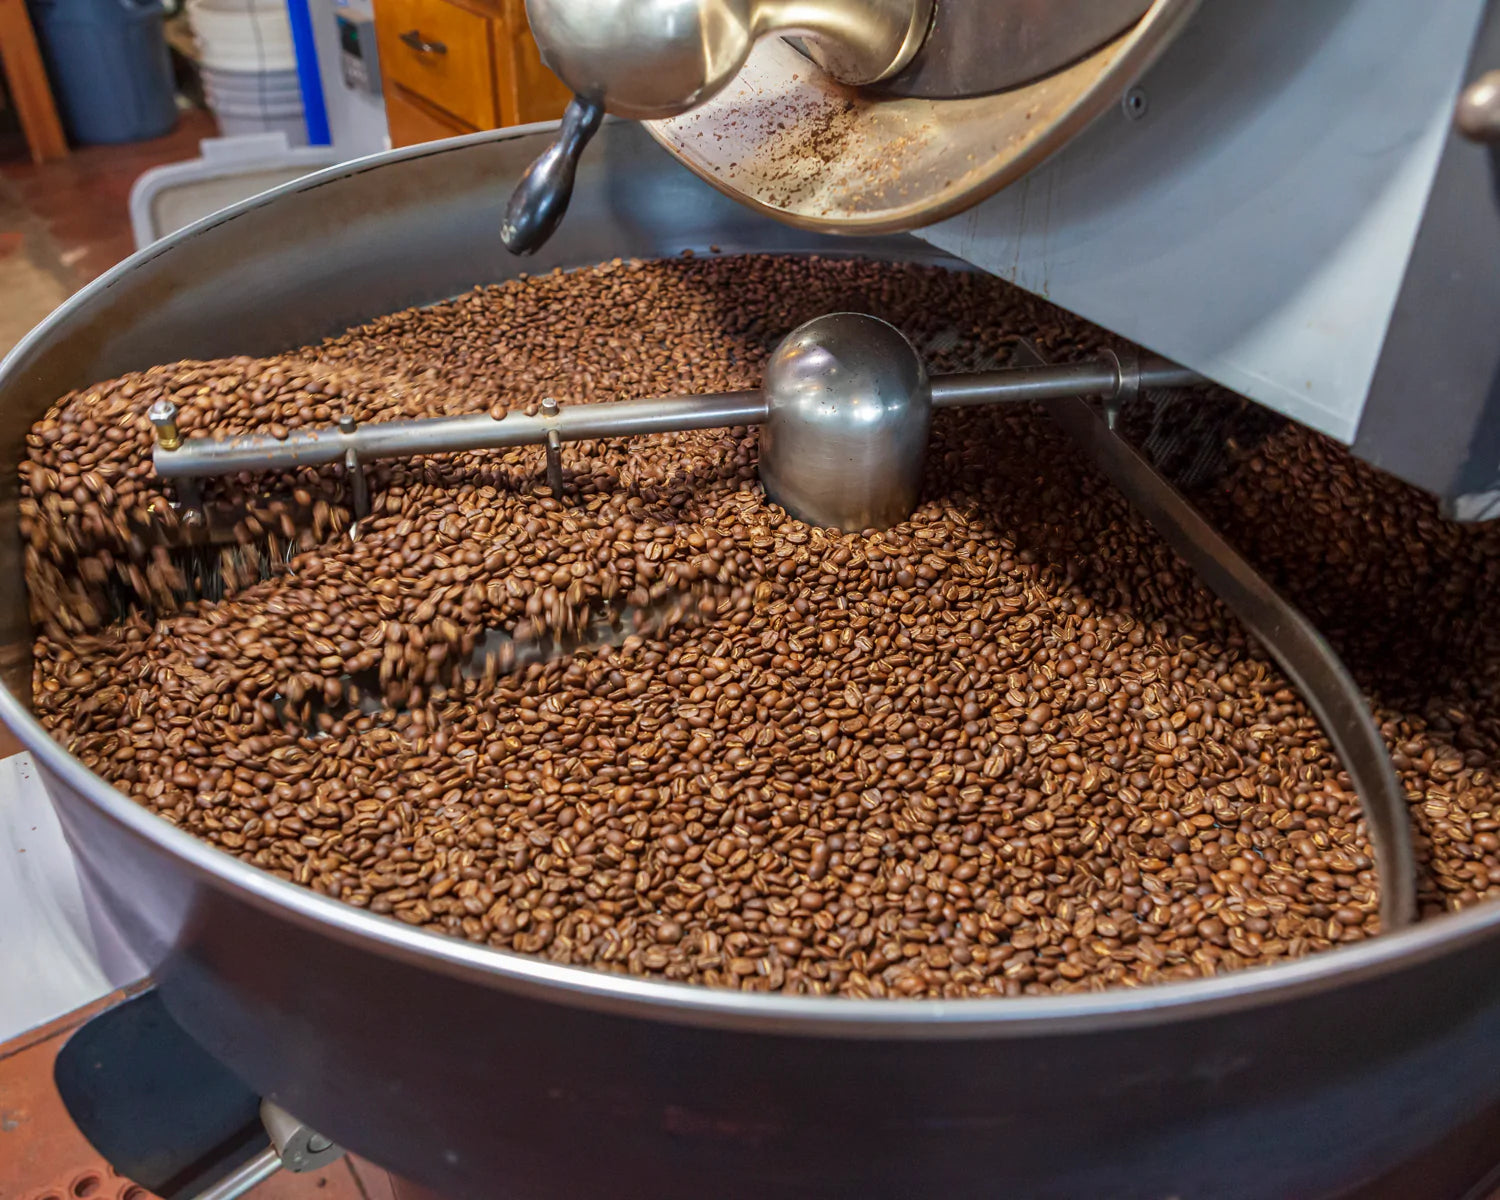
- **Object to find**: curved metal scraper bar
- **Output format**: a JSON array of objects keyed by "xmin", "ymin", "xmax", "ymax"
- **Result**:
[
  {"xmin": 1021, "ymin": 344, "xmax": 1419, "ymax": 932},
  {"xmin": 878, "ymin": 0, "xmax": 1156, "ymax": 98}
]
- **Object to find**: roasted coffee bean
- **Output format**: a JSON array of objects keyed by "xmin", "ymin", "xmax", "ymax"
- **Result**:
[{"xmin": 20, "ymin": 254, "xmax": 1498, "ymax": 999}]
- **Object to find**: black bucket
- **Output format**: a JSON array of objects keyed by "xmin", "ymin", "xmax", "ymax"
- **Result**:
[{"xmin": 28, "ymin": 0, "xmax": 178, "ymax": 144}]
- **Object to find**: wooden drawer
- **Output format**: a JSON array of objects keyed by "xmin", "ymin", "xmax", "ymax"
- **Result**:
[
  {"xmin": 376, "ymin": 0, "xmax": 497, "ymax": 130},
  {"xmin": 385, "ymin": 83, "xmax": 475, "ymax": 148},
  {"xmin": 494, "ymin": 0, "xmax": 571, "ymax": 125}
]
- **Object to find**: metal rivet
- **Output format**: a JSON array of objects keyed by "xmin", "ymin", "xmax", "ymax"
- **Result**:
[
  {"xmin": 147, "ymin": 399, "xmax": 182, "ymax": 450},
  {"xmin": 1122, "ymin": 85, "xmax": 1149, "ymax": 122},
  {"xmin": 1455, "ymin": 70, "xmax": 1500, "ymax": 143}
]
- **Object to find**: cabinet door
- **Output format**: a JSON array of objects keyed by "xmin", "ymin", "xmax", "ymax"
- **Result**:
[
  {"xmin": 494, "ymin": 0, "xmax": 571, "ymax": 126},
  {"xmin": 375, "ymin": 0, "xmax": 497, "ymax": 129},
  {"xmin": 385, "ymin": 83, "xmax": 475, "ymax": 147}
]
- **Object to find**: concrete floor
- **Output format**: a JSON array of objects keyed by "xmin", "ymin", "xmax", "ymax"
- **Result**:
[
  {"xmin": 0, "ymin": 185, "xmax": 70, "ymax": 359},
  {"xmin": 0, "ymin": 108, "xmax": 218, "ymax": 359}
]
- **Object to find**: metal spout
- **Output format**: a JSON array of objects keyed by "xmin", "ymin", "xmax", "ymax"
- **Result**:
[
  {"xmin": 525, "ymin": 0, "xmax": 933, "ymax": 122},
  {"xmin": 502, "ymin": 0, "xmax": 932, "ymax": 252}
]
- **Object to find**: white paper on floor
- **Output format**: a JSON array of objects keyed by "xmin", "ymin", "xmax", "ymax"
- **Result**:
[{"xmin": 0, "ymin": 753, "xmax": 146, "ymax": 1043}]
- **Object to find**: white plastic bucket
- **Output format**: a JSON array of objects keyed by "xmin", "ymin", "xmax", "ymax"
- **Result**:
[
  {"xmin": 202, "ymin": 65, "xmax": 302, "ymax": 109},
  {"xmin": 214, "ymin": 110, "xmax": 308, "ymax": 143},
  {"xmin": 186, "ymin": 0, "xmax": 296, "ymax": 71}
]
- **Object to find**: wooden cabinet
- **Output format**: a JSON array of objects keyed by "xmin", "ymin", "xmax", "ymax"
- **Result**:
[
  {"xmin": 384, "ymin": 80, "xmax": 476, "ymax": 144},
  {"xmin": 491, "ymin": 0, "xmax": 572, "ymax": 124},
  {"xmin": 375, "ymin": 0, "xmax": 571, "ymax": 146},
  {"xmin": 0, "ymin": 0, "xmax": 67, "ymax": 162}
]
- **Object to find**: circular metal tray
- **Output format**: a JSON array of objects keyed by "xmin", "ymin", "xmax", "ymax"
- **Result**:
[
  {"xmin": 645, "ymin": 0, "xmax": 1200, "ymax": 234},
  {"xmin": 2, "ymin": 121, "xmax": 1497, "ymax": 1200}
]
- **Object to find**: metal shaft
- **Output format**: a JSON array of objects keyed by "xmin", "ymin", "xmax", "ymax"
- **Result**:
[
  {"xmin": 1033, "ymin": 354, "xmax": 1418, "ymax": 933},
  {"xmin": 930, "ymin": 357, "xmax": 1202, "ymax": 407},
  {"xmin": 187, "ymin": 1146, "xmax": 282, "ymax": 1200},
  {"xmin": 153, "ymin": 391, "xmax": 768, "ymax": 479},
  {"xmin": 151, "ymin": 354, "xmax": 1198, "ymax": 479},
  {"xmin": 184, "ymin": 1100, "xmax": 344, "ymax": 1200}
]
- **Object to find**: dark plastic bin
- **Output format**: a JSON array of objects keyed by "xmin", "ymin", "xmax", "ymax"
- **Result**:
[{"xmin": 28, "ymin": 0, "xmax": 177, "ymax": 144}]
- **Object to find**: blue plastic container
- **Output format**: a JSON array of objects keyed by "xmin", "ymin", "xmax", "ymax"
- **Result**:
[{"xmin": 28, "ymin": 0, "xmax": 178, "ymax": 144}]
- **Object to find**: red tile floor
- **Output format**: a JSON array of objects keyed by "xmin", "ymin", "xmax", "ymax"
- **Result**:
[
  {"xmin": 1, "ymin": 107, "xmax": 217, "ymax": 287},
  {"xmin": 0, "ymin": 991, "xmax": 399, "ymax": 1200}
]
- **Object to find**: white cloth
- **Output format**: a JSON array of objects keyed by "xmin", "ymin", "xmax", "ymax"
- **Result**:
[{"xmin": 0, "ymin": 753, "xmax": 145, "ymax": 1042}]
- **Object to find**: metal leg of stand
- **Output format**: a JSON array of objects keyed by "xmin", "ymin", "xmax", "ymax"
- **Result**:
[
  {"xmin": 188, "ymin": 1146, "xmax": 283, "ymax": 1200},
  {"xmin": 186, "ymin": 1100, "xmax": 343, "ymax": 1200}
]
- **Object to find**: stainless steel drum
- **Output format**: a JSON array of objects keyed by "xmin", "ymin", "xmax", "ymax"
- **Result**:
[{"xmin": 7, "ymin": 122, "xmax": 1500, "ymax": 1200}]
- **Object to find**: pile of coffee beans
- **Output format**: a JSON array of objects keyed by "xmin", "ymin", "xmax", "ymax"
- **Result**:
[{"xmin": 22, "ymin": 254, "xmax": 1500, "ymax": 998}]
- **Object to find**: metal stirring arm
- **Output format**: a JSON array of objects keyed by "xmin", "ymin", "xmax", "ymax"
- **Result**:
[
  {"xmin": 1018, "ymin": 340, "xmax": 1418, "ymax": 934},
  {"xmin": 149, "ymin": 327, "xmax": 1199, "ymax": 535},
  {"xmin": 151, "ymin": 389, "xmax": 770, "ymax": 479},
  {"xmin": 149, "ymin": 347, "xmax": 1198, "ymax": 485},
  {"xmin": 143, "ymin": 319, "xmax": 1418, "ymax": 931}
]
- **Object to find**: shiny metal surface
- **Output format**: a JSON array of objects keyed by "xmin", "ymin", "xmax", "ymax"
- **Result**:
[
  {"xmin": 878, "ymin": 0, "xmax": 1155, "ymax": 98},
  {"xmin": 147, "ymin": 398, "xmax": 182, "ymax": 450},
  {"xmin": 646, "ymin": 0, "xmax": 1199, "ymax": 234},
  {"xmin": 500, "ymin": 95, "xmax": 603, "ymax": 254},
  {"xmin": 929, "ymin": 354, "xmax": 1199, "ymax": 408},
  {"xmin": 261, "ymin": 1099, "xmax": 344, "ymax": 1173},
  {"xmin": 6, "ymin": 123, "xmax": 1500, "ymax": 1199},
  {"xmin": 1022, "ymin": 342, "xmax": 1418, "ymax": 934},
  {"xmin": 153, "ymin": 322, "xmax": 1198, "ymax": 532},
  {"xmin": 396, "ymin": 29, "xmax": 447, "ymax": 55},
  {"xmin": 758, "ymin": 312, "xmax": 930, "ymax": 528},
  {"xmin": 186, "ymin": 1147, "xmax": 282, "ymax": 1200},
  {"xmin": 525, "ymin": 0, "xmax": 933, "ymax": 121},
  {"xmin": 151, "ymin": 355, "xmax": 1201, "ymax": 476},
  {"xmin": 152, "ymin": 391, "xmax": 772, "ymax": 477},
  {"xmin": 1456, "ymin": 68, "xmax": 1500, "ymax": 140},
  {"xmin": 187, "ymin": 1101, "xmax": 343, "ymax": 1200}
]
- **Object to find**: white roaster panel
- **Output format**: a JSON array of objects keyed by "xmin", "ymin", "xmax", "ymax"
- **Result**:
[
  {"xmin": 918, "ymin": 0, "xmax": 1487, "ymax": 443},
  {"xmin": 0, "ymin": 753, "xmax": 144, "ymax": 1042}
]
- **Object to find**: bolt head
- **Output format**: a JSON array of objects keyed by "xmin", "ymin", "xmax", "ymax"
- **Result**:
[
  {"xmin": 1456, "ymin": 71, "xmax": 1500, "ymax": 143},
  {"xmin": 759, "ymin": 312, "xmax": 930, "ymax": 532},
  {"xmin": 147, "ymin": 399, "xmax": 178, "ymax": 424}
]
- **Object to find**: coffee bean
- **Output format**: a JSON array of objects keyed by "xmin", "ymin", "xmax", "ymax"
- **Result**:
[{"xmin": 22, "ymin": 253, "xmax": 1494, "ymax": 999}]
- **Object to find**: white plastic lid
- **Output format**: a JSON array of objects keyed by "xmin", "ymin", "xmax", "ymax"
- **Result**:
[{"xmin": 128, "ymin": 134, "xmax": 344, "ymax": 249}]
